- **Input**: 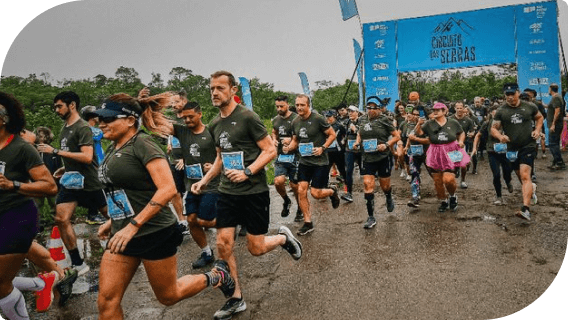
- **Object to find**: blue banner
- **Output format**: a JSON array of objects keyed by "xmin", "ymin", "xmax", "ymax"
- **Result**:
[
  {"xmin": 363, "ymin": 21, "xmax": 397, "ymax": 111},
  {"xmin": 238, "ymin": 77, "xmax": 253, "ymax": 110},
  {"xmin": 353, "ymin": 39, "xmax": 364, "ymax": 111},
  {"xmin": 298, "ymin": 72, "xmax": 311, "ymax": 96},
  {"xmin": 338, "ymin": 0, "xmax": 358, "ymax": 21},
  {"xmin": 516, "ymin": 1, "xmax": 561, "ymax": 105}
]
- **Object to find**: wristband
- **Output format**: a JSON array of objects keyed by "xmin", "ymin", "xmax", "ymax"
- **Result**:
[{"xmin": 130, "ymin": 219, "xmax": 141, "ymax": 228}]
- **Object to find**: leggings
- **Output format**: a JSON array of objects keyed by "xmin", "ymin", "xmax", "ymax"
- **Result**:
[
  {"xmin": 344, "ymin": 151, "xmax": 362, "ymax": 193},
  {"xmin": 488, "ymin": 152, "xmax": 513, "ymax": 197}
]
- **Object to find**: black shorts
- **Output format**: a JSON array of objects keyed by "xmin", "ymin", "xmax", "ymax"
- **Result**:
[
  {"xmin": 56, "ymin": 187, "xmax": 107, "ymax": 210},
  {"xmin": 184, "ymin": 192, "xmax": 218, "ymax": 221},
  {"xmin": 216, "ymin": 192, "xmax": 270, "ymax": 236},
  {"xmin": 361, "ymin": 157, "xmax": 392, "ymax": 178},
  {"xmin": 297, "ymin": 163, "xmax": 330, "ymax": 189},
  {"xmin": 0, "ymin": 200, "xmax": 39, "ymax": 254},
  {"xmin": 110, "ymin": 223, "xmax": 183, "ymax": 260},
  {"xmin": 170, "ymin": 164, "xmax": 186, "ymax": 194},
  {"xmin": 509, "ymin": 147, "xmax": 536, "ymax": 171}
]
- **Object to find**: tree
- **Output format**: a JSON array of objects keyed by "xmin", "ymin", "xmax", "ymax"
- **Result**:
[{"xmin": 149, "ymin": 72, "xmax": 164, "ymax": 89}]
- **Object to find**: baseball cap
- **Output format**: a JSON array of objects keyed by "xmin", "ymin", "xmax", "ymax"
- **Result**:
[
  {"xmin": 88, "ymin": 99, "xmax": 143, "ymax": 119},
  {"xmin": 433, "ymin": 102, "xmax": 448, "ymax": 110},
  {"xmin": 409, "ymin": 91, "xmax": 420, "ymax": 101},
  {"xmin": 366, "ymin": 96, "xmax": 381, "ymax": 106},
  {"xmin": 503, "ymin": 83, "xmax": 519, "ymax": 94},
  {"xmin": 347, "ymin": 105, "xmax": 359, "ymax": 112},
  {"xmin": 324, "ymin": 110, "xmax": 337, "ymax": 117}
]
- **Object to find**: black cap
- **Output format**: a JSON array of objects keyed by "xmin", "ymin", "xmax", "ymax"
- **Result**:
[
  {"xmin": 503, "ymin": 83, "xmax": 519, "ymax": 94},
  {"xmin": 324, "ymin": 110, "xmax": 337, "ymax": 117},
  {"xmin": 88, "ymin": 99, "xmax": 143, "ymax": 119}
]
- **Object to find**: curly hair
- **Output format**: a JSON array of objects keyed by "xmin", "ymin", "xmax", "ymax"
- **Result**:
[{"xmin": 0, "ymin": 91, "xmax": 27, "ymax": 134}]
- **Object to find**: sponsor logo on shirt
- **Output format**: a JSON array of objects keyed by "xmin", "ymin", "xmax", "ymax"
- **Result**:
[
  {"xmin": 60, "ymin": 138, "xmax": 69, "ymax": 151},
  {"xmin": 438, "ymin": 131, "xmax": 449, "ymax": 142},
  {"xmin": 219, "ymin": 132, "xmax": 233, "ymax": 149},
  {"xmin": 511, "ymin": 113, "xmax": 523, "ymax": 124},
  {"xmin": 299, "ymin": 127, "xmax": 308, "ymax": 139},
  {"xmin": 364, "ymin": 123, "xmax": 372, "ymax": 131},
  {"xmin": 190, "ymin": 143, "xmax": 201, "ymax": 157}
]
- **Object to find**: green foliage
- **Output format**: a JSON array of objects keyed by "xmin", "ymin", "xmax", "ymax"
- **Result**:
[
  {"xmin": 312, "ymin": 79, "xmax": 359, "ymax": 111},
  {"xmin": 24, "ymin": 106, "xmax": 64, "ymax": 146}
]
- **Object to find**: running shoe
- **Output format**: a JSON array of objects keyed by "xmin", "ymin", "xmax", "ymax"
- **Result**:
[
  {"xmin": 407, "ymin": 198, "xmax": 420, "ymax": 208},
  {"xmin": 363, "ymin": 216, "xmax": 377, "ymax": 229},
  {"xmin": 507, "ymin": 182, "xmax": 514, "ymax": 193},
  {"xmin": 278, "ymin": 226, "xmax": 302, "ymax": 260},
  {"xmin": 214, "ymin": 297, "xmax": 246, "ymax": 320},
  {"xmin": 178, "ymin": 223, "xmax": 190, "ymax": 236},
  {"xmin": 516, "ymin": 208, "xmax": 531, "ymax": 221},
  {"xmin": 399, "ymin": 171, "xmax": 406, "ymax": 178},
  {"xmin": 471, "ymin": 169, "xmax": 478, "ymax": 175},
  {"xmin": 386, "ymin": 195, "xmax": 395, "ymax": 213},
  {"xmin": 210, "ymin": 260, "xmax": 235, "ymax": 298},
  {"xmin": 330, "ymin": 186, "xmax": 340, "ymax": 209},
  {"xmin": 281, "ymin": 197, "xmax": 292, "ymax": 217},
  {"xmin": 542, "ymin": 153, "xmax": 547, "ymax": 159},
  {"xmin": 340, "ymin": 192, "xmax": 354, "ymax": 203},
  {"xmin": 72, "ymin": 262, "xmax": 90, "ymax": 277},
  {"xmin": 405, "ymin": 175, "xmax": 411, "ymax": 182},
  {"xmin": 460, "ymin": 181, "xmax": 468, "ymax": 189},
  {"xmin": 297, "ymin": 222, "xmax": 314, "ymax": 236},
  {"xmin": 86, "ymin": 214, "xmax": 106, "ymax": 225},
  {"xmin": 449, "ymin": 195, "xmax": 458, "ymax": 212},
  {"xmin": 531, "ymin": 175, "xmax": 537, "ymax": 182},
  {"xmin": 493, "ymin": 197, "xmax": 504, "ymax": 206},
  {"xmin": 56, "ymin": 268, "xmax": 78, "ymax": 307},
  {"xmin": 531, "ymin": 183, "xmax": 538, "ymax": 205},
  {"xmin": 438, "ymin": 200, "xmax": 449, "ymax": 212},
  {"xmin": 192, "ymin": 251, "xmax": 215, "ymax": 269},
  {"xmin": 294, "ymin": 209, "xmax": 304, "ymax": 222},
  {"xmin": 35, "ymin": 271, "xmax": 60, "ymax": 312}
]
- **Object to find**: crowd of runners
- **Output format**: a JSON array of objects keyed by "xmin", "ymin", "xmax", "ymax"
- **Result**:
[{"xmin": 0, "ymin": 70, "xmax": 566, "ymax": 320}]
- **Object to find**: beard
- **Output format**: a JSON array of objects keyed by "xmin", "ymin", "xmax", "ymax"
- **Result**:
[{"xmin": 58, "ymin": 110, "xmax": 70, "ymax": 120}]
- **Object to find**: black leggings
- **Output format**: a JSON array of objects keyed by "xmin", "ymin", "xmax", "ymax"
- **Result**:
[{"xmin": 488, "ymin": 152, "xmax": 513, "ymax": 197}]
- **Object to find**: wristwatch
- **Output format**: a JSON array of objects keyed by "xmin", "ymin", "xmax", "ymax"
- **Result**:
[
  {"xmin": 12, "ymin": 180, "xmax": 21, "ymax": 192},
  {"xmin": 244, "ymin": 167, "xmax": 253, "ymax": 177},
  {"xmin": 130, "ymin": 219, "xmax": 141, "ymax": 228},
  {"xmin": 321, "ymin": 145, "xmax": 327, "ymax": 151},
  {"xmin": 53, "ymin": 148, "xmax": 59, "ymax": 155}
]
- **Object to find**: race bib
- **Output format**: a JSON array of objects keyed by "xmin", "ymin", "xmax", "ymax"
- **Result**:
[
  {"xmin": 494, "ymin": 143, "xmax": 507, "ymax": 154},
  {"xmin": 105, "ymin": 189, "xmax": 135, "ymax": 221},
  {"xmin": 221, "ymin": 151, "xmax": 245, "ymax": 170},
  {"xmin": 506, "ymin": 151, "xmax": 518, "ymax": 162},
  {"xmin": 329, "ymin": 140, "xmax": 338, "ymax": 149},
  {"xmin": 298, "ymin": 143, "xmax": 314, "ymax": 157},
  {"xmin": 277, "ymin": 154, "xmax": 295, "ymax": 163},
  {"xmin": 0, "ymin": 163, "xmax": 5, "ymax": 175},
  {"xmin": 185, "ymin": 164, "xmax": 203, "ymax": 179},
  {"xmin": 362, "ymin": 139, "xmax": 378, "ymax": 153},
  {"xmin": 60, "ymin": 171, "xmax": 85, "ymax": 190},
  {"xmin": 447, "ymin": 150, "xmax": 463, "ymax": 163},
  {"xmin": 170, "ymin": 136, "xmax": 181, "ymax": 149},
  {"xmin": 347, "ymin": 140, "xmax": 356, "ymax": 150},
  {"xmin": 408, "ymin": 145, "xmax": 424, "ymax": 156}
]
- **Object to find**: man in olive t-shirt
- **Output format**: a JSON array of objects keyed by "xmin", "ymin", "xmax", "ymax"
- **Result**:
[
  {"xmin": 37, "ymin": 91, "xmax": 107, "ymax": 275},
  {"xmin": 452, "ymin": 101, "xmax": 476, "ymax": 189},
  {"xmin": 491, "ymin": 83, "xmax": 544, "ymax": 221},
  {"xmin": 546, "ymin": 84, "xmax": 566, "ymax": 169}
]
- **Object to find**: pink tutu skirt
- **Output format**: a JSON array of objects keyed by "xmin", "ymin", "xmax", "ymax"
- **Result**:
[{"xmin": 426, "ymin": 141, "xmax": 470, "ymax": 171}]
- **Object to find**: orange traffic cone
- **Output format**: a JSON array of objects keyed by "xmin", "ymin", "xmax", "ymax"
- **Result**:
[{"xmin": 47, "ymin": 226, "xmax": 71, "ymax": 269}]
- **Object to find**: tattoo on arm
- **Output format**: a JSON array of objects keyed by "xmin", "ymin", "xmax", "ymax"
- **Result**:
[{"xmin": 149, "ymin": 200, "xmax": 164, "ymax": 208}]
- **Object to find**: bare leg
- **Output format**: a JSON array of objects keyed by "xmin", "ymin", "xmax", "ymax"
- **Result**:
[
  {"xmin": 216, "ymin": 228, "xmax": 241, "ymax": 298},
  {"xmin": 97, "ymin": 251, "xmax": 140, "ymax": 320}
]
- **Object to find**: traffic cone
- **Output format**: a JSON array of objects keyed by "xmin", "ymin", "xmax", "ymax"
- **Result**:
[{"xmin": 47, "ymin": 226, "xmax": 71, "ymax": 269}]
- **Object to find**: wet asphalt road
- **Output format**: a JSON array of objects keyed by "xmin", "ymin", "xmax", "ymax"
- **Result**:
[{"xmin": 22, "ymin": 154, "xmax": 568, "ymax": 320}]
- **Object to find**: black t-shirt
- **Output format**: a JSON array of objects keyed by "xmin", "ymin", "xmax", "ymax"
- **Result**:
[
  {"xmin": 451, "ymin": 115, "xmax": 475, "ymax": 141},
  {"xmin": 358, "ymin": 116, "xmax": 395, "ymax": 162},
  {"xmin": 328, "ymin": 120, "xmax": 346, "ymax": 152},
  {"xmin": 547, "ymin": 95, "xmax": 565, "ymax": 129},
  {"xmin": 291, "ymin": 111, "xmax": 331, "ymax": 166},
  {"xmin": 345, "ymin": 118, "xmax": 360, "ymax": 153},
  {"xmin": 421, "ymin": 118, "xmax": 463, "ymax": 145},
  {"xmin": 272, "ymin": 112, "xmax": 298, "ymax": 156},
  {"xmin": 493, "ymin": 101, "xmax": 539, "ymax": 150}
]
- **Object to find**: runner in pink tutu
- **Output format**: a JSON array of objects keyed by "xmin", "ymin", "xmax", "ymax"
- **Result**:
[{"xmin": 414, "ymin": 102, "xmax": 470, "ymax": 212}]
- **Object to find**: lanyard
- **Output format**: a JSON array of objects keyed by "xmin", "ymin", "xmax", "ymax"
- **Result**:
[{"xmin": 1, "ymin": 134, "xmax": 14, "ymax": 149}]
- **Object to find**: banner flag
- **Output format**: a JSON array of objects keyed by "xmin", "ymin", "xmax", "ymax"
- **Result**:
[
  {"xmin": 238, "ymin": 77, "xmax": 253, "ymax": 110},
  {"xmin": 353, "ymin": 39, "xmax": 364, "ymax": 111},
  {"xmin": 298, "ymin": 72, "xmax": 311, "ymax": 96},
  {"xmin": 339, "ymin": 0, "xmax": 358, "ymax": 21}
]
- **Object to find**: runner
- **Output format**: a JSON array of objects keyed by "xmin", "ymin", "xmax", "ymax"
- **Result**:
[
  {"xmin": 415, "ymin": 102, "xmax": 470, "ymax": 212},
  {"xmin": 191, "ymin": 71, "xmax": 302, "ymax": 320},
  {"xmin": 285, "ymin": 94, "xmax": 341, "ymax": 235},
  {"xmin": 342, "ymin": 105, "xmax": 362, "ymax": 202},
  {"xmin": 404, "ymin": 106, "xmax": 430, "ymax": 208},
  {"xmin": 491, "ymin": 83, "xmax": 544, "ymax": 220},
  {"xmin": 37, "ymin": 91, "xmax": 108, "ymax": 276},
  {"xmin": 354, "ymin": 97, "xmax": 400, "ymax": 228},
  {"xmin": 546, "ymin": 83, "xmax": 566, "ymax": 170},
  {"xmin": 271, "ymin": 95, "xmax": 302, "ymax": 221},
  {"xmin": 0, "ymin": 92, "xmax": 60, "ymax": 318},
  {"xmin": 90, "ymin": 93, "xmax": 235, "ymax": 320},
  {"xmin": 451, "ymin": 101, "xmax": 476, "ymax": 189},
  {"xmin": 471, "ymin": 107, "xmax": 513, "ymax": 205},
  {"xmin": 325, "ymin": 109, "xmax": 347, "ymax": 185}
]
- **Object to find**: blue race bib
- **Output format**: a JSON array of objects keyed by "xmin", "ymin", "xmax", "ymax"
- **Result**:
[
  {"xmin": 362, "ymin": 139, "xmax": 378, "ymax": 153},
  {"xmin": 277, "ymin": 154, "xmax": 295, "ymax": 163},
  {"xmin": 447, "ymin": 150, "xmax": 463, "ymax": 163},
  {"xmin": 221, "ymin": 152, "xmax": 245, "ymax": 170},
  {"xmin": 494, "ymin": 143, "xmax": 507, "ymax": 154},
  {"xmin": 506, "ymin": 151, "xmax": 518, "ymax": 162},
  {"xmin": 60, "ymin": 171, "xmax": 85, "ymax": 190},
  {"xmin": 185, "ymin": 164, "xmax": 204, "ymax": 179},
  {"xmin": 298, "ymin": 143, "xmax": 314, "ymax": 157},
  {"xmin": 409, "ymin": 145, "xmax": 424, "ymax": 156},
  {"xmin": 105, "ymin": 189, "xmax": 135, "ymax": 221}
]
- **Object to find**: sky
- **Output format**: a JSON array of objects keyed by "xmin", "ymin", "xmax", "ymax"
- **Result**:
[{"xmin": 1, "ymin": 0, "xmax": 567, "ymax": 93}]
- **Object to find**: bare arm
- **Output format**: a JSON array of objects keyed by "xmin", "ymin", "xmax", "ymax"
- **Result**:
[
  {"xmin": 190, "ymin": 147, "xmax": 223, "ymax": 194},
  {"xmin": 37, "ymin": 144, "xmax": 94, "ymax": 164},
  {"xmin": 313, "ymin": 126, "xmax": 336, "ymax": 156},
  {"xmin": 0, "ymin": 165, "xmax": 57, "ymax": 197},
  {"xmin": 225, "ymin": 135, "xmax": 277, "ymax": 183},
  {"xmin": 490, "ymin": 121, "xmax": 509, "ymax": 143}
]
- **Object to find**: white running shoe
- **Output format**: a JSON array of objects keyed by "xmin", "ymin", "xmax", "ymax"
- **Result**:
[{"xmin": 531, "ymin": 183, "xmax": 537, "ymax": 205}]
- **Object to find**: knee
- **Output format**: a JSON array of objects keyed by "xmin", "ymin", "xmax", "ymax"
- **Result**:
[
  {"xmin": 274, "ymin": 176, "xmax": 285, "ymax": 186},
  {"xmin": 247, "ymin": 241, "xmax": 264, "ymax": 256},
  {"xmin": 54, "ymin": 214, "xmax": 70, "ymax": 225},
  {"xmin": 216, "ymin": 238, "xmax": 232, "ymax": 257},
  {"xmin": 155, "ymin": 293, "xmax": 178, "ymax": 307},
  {"xmin": 97, "ymin": 292, "xmax": 121, "ymax": 315},
  {"xmin": 187, "ymin": 214, "xmax": 198, "ymax": 227}
]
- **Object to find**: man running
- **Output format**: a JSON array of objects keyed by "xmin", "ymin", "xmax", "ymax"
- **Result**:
[
  {"xmin": 546, "ymin": 83, "xmax": 566, "ymax": 170},
  {"xmin": 451, "ymin": 101, "xmax": 476, "ymax": 189}
]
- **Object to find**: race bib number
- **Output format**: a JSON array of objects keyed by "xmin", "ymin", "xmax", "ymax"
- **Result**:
[
  {"xmin": 298, "ymin": 143, "xmax": 314, "ymax": 157},
  {"xmin": 347, "ymin": 140, "xmax": 356, "ymax": 150},
  {"xmin": 0, "ymin": 163, "xmax": 5, "ymax": 175},
  {"xmin": 185, "ymin": 164, "xmax": 203, "ymax": 179},
  {"xmin": 494, "ymin": 143, "xmax": 507, "ymax": 154},
  {"xmin": 60, "ymin": 171, "xmax": 85, "ymax": 190},
  {"xmin": 408, "ymin": 145, "xmax": 424, "ymax": 156},
  {"xmin": 362, "ymin": 139, "xmax": 378, "ymax": 153},
  {"xmin": 277, "ymin": 154, "xmax": 295, "ymax": 163},
  {"xmin": 221, "ymin": 151, "xmax": 245, "ymax": 170},
  {"xmin": 506, "ymin": 151, "xmax": 518, "ymax": 162},
  {"xmin": 105, "ymin": 189, "xmax": 135, "ymax": 221},
  {"xmin": 447, "ymin": 150, "xmax": 463, "ymax": 163}
]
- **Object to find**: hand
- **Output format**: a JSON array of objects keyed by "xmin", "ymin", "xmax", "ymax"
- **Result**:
[
  {"xmin": 108, "ymin": 224, "xmax": 138, "ymax": 254},
  {"xmin": 377, "ymin": 143, "xmax": 388, "ymax": 152},
  {"xmin": 36, "ymin": 143, "xmax": 54, "ymax": 154},
  {"xmin": 282, "ymin": 145, "xmax": 290, "ymax": 154},
  {"xmin": 53, "ymin": 167, "xmax": 65, "ymax": 179},
  {"xmin": 458, "ymin": 141, "xmax": 465, "ymax": 149},
  {"xmin": 225, "ymin": 169, "xmax": 248, "ymax": 183},
  {"xmin": 352, "ymin": 143, "xmax": 360, "ymax": 150},
  {"xmin": 138, "ymin": 87, "xmax": 150, "ymax": 99},
  {"xmin": 98, "ymin": 220, "xmax": 112, "ymax": 240},
  {"xmin": 273, "ymin": 138, "xmax": 279, "ymax": 147},
  {"xmin": 471, "ymin": 149, "xmax": 477, "ymax": 157},
  {"xmin": 531, "ymin": 130, "xmax": 540, "ymax": 140},
  {"xmin": 312, "ymin": 147, "xmax": 324, "ymax": 156},
  {"xmin": 417, "ymin": 118, "xmax": 426, "ymax": 125},
  {"xmin": 175, "ymin": 159, "xmax": 184, "ymax": 171},
  {"xmin": 191, "ymin": 181, "xmax": 206, "ymax": 194},
  {"xmin": 549, "ymin": 124, "xmax": 555, "ymax": 133},
  {"xmin": 0, "ymin": 175, "xmax": 14, "ymax": 191},
  {"xmin": 408, "ymin": 134, "xmax": 416, "ymax": 141},
  {"xmin": 203, "ymin": 163, "xmax": 212, "ymax": 173},
  {"xmin": 166, "ymin": 144, "xmax": 172, "ymax": 153},
  {"xmin": 499, "ymin": 135, "xmax": 511, "ymax": 143},
  {"xmin": 349, "ymin": 124, "xmax": 357, "ymax": 132}
]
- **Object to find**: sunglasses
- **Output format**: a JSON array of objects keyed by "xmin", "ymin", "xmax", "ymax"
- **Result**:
[
  {"xmin": 366, "ymin": 107, "xmax": 379, "ymax": 110},
  {"xmin": 99, "ymin": 115, "xmax": 129, "ymax": 123},
  {"xmin": 504, "ymin": 92, "xmax": 516, "ymax": 96}
]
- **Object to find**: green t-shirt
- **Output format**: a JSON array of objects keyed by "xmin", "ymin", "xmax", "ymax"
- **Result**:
[
  {"xmin": 208, "ymin": 104, "xmax": 269, "ymax": 195},
  {"xmin": 479, "ymin": 119, "xmax": 500, "ymax": 152},
  {"xmin": 59, "ymin": 118, "xmax": 103, "ymax": 191},
  {"xmin": 0, "ymin": 136, "xmax": 44, "ymax": 213},
  {"xmin": 173, "ymin": 124, "xmax": 219, "ymax": 193},
  {"xmin": 358, "ymin": 116, "xmax": 394, "ymax": 163},
  {"xmin": 98, "ymin": 132, "xmax": 177, "ymax": 237},
  {"xmin": 547, "ymin": 95, "xmax": 565, "ymax": 130},
  {"xmin": 493, "ymin": 101, "xmax": 538, "ymax": 150},
  {"xmin": 421, "ymin": 118, "xmax": 463, "ymax": 145},
  {"xmin": 291, "ymin": 111, "xmax": 331, "ymax": 166},
  {"xmin": 451, "ymin": 115, "xmax": 475, "ymax": 141},
  {"xmin": 272, "ymin": 112, "xmax": 299, "ymax": 158}
]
